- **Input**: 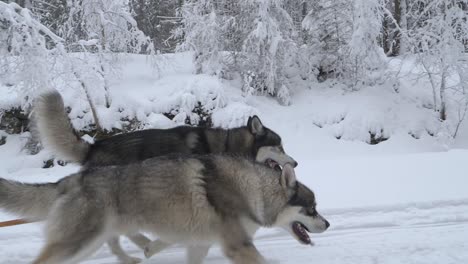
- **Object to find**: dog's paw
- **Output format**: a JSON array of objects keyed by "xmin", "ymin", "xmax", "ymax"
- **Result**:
[
  {"xmin": 120, "ymin": 256, "xmax": 142, "ymax": 264},
  {"xmin": 144, "ymin": 245, "xmax": 154, "ymax": 259},
  {"xmin": 144, "ymin": 240, "xmax": 168, "ymax": 258}
]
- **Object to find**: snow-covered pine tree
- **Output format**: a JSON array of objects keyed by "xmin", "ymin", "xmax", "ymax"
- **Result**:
[
  {"xmin": 303, "ymin": 0, "xmax": 386, "ymax": 89},
  {"xmin": 302, "ymin": 0, "xmax": 353, "ymax": 81},
  {"xmin": 240, "ymin": 0, "xmax": 297, "ymax": 105},
  {"xmin": 178, "ymin": 0, "xmax": 298, "ymax": 105},
  {"xmin": 345, "ymin": 0, "xmax": 386, "ymax": 89},
  {"xmin": 176, "ymin": 0, "xmax": 223, "ymax": 75}
]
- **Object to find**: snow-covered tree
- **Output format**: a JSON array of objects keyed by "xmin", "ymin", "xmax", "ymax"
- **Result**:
[
  {"xmin": 407, "ymin": 0, "xmax": 468, "ymax": 125},
  {"xmin": 303, "ymin": 0, "xmax": 386, "ymax": 89},
  {"xmin": 129, "ymin": 0, "xmax": 182, "ymax": 52},
  {"xmin": 57, "ymin": 0, "xmax": 153, "ymax": 132},
  {"xmin": 178, "ymin": 0, "xmax": 298, "ymax": 105},
  {"xmin": 63, "ymin": 0, "xmax": 150, "ymax": 53},
  {"xmin": 345, "ymin": 0, "xmax": 386, "ymax": 89},
  {"xmin": 2, "ymin": 1, "xmax": 153, "ymax": 132},
  {"xmin": 176, "ymin": 0, "xmax": 224, "ymax": 75},
  {"xmin": 31, "ymin": 0, "xmax": 69, "ymax": 37},
  {"xmin": 302, "ymin": 0, "xmax": 353, "ymax": 81},
  {"xmin": 240, "ymin": 0, "xmax": 297, "ymax": 105},
  {"xmin": 0, "ymin": 2, "xmax": 64, "ymax": 110}
]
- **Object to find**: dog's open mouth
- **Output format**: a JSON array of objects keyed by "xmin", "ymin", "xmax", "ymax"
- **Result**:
[
  {"xmin": 265, "ymin": 158, "xmax": 282, "ymax": 171},
  {"xmin": 292, "ymin": 221, "xmax": 311, "ymax": 245}
]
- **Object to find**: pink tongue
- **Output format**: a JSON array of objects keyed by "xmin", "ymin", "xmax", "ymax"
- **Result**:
[
  {"xmin": 267, "ymin": 159, "xmax": 278, "ymax": 168},
  {"xmin": 293, "ymin": 222, "xmax": 311, "ymax": 245}
]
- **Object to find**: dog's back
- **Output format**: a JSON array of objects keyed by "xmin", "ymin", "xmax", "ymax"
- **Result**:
[{"xmin": 84, "ymin": 126, "xmax": 209, "ymax": 167}]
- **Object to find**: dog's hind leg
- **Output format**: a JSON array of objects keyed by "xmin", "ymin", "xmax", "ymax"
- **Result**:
[
  {"xmin": 33, "ymin": 219, "xmax": 106, "ymax": 264},
  {"xmin": 33, "ymin": 235, "xmax": 106, "ymax": 264},
  {"xmin": 144, "ymin": 239, "xmax": 172, "ymax": 258},
  {"xmin": 186, "ymin": 245, "xmax": 211, "ymax": 264},
  {"xmin": 33, "ymin": 196, "xmax": 107, "ymax": 264},
  {"xmin": 107, "ymin": 237, "xmax": 142, "ymax": 264}
]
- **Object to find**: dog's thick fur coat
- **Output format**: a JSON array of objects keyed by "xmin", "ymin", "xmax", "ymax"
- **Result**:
[{"xmin": 0, "ymin": 155, "xmax": 329, "ymax": 264}]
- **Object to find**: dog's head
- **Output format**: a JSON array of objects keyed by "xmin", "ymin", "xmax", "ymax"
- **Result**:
[
  {"xmin": 274, "ymin": 164, "xmax": 330, "ymax": 245},
  {"xmin": 248, "ymin": 116, "xmax": 298, "ymax": 168}
]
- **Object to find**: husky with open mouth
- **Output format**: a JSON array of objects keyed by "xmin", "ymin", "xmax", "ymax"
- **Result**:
[
  {"xmin": 0, "ymin": 155, "xmax": 329, "ymax": 264},
  {"xmin": 32, "ymin": 90, "xmax": 298, "ymax": 263}
]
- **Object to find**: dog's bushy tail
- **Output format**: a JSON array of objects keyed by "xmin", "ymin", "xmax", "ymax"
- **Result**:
[
  {"xmin": 0, "ymin": 178, "xmax": 59, "ymax": 220},
  {"xmin": 34, "ymin": 90, "xmax": 89, "ymax": 163}
]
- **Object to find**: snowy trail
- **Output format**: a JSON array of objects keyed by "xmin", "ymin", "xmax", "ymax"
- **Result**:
[
  {"xmin": 1, "ymin": 198, "xmax": 467, "ymax": 264},
  {"xmin": 1, "ymin": 136, "xmax": 467, "ymax": 263}
]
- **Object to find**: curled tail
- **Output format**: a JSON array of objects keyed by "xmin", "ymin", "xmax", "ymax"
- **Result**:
[
  {"xmin": 33, "ymin": 90, "xmax": 90, "ymax": 163},
  {"xmin": 0, "ymin": 178, "xmax": 59, "ymax": 220}
]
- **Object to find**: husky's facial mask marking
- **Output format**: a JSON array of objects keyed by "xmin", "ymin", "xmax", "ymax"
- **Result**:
[
  {"xmin": 257, "ymin": 146, "xmax": 297, "ymax": 169},
  {"xmin": 275, "ymin": 164, "xmax": 330, "ymax": 245},
  {"xmin": 249, "ymin": 116, "xmax": 298, "ymax": 168}
]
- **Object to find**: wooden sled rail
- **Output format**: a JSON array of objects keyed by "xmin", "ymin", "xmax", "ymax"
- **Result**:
[{"xmin": 0, "ymin": 218, "xmax": 31, "ymax": 228}]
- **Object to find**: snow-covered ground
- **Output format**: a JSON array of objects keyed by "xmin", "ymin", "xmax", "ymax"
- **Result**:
[{"xmin": 1, "ymin": 53, "xmax": 467, "ymax": 263}]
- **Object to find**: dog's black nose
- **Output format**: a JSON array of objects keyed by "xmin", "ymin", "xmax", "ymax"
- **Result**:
[
  {"xmin": 293, "ymin": 161, "xmax": 298, "ymax": 167},
  {"xmin": 325, "ymin": 220, "xmax": 330, "ymax": 229}
]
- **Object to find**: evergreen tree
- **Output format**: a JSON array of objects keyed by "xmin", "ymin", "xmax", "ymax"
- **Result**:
[
  {"xmin": 178, "ymin": 0, "xmax": 297, "ymax": 105},
  {"xmin": 302, "ymin": 0, "xmax": 353, "ymax": 80}
]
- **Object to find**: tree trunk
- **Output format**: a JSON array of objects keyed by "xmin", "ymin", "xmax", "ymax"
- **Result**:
[
  {"xmin": 382, "ymin": 14, "xmax": 390, "ymax": 54},
  {"xmin": 440, "ymin": 68, "xmax": 447, "ymax": 121},
  {"xmin": 302, "ymin": 1, "xmax": 308, "ymax": 19},
  {"xmin": 392, "ymin": 0, "xmax": 401, "ymax": 56},
  {"xmin": 72, "ymin": 71, "xmax": 104, "ymax": 133},
  {"xmin": 301, "ymin": 1, "xmax": 308, "ymax": 44},
  {"xmin": 399, "ymin": 0, "xmax": 407, "ymax": 54}
]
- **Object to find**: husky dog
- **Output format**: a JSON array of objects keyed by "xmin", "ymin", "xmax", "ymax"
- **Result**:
[
  {"xmin": 0, "ymin": 155, "xmax": 329, "ymax": 264},
  {"xmin": 33, "ymin": 90, "xmax": 297, "ymax": 168},
  {"xmin": 32, "ymin": 90, "xmax": 298, "ymax": 263}
]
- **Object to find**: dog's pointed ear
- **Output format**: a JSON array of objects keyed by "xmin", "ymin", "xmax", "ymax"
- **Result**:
[
  {"xmin": 280, "ymin": 163, "xmax": 297, "ymax": 189},
  {"xmin": 247, "ymin": 115, "xmax": 265, "ymax": 136}
]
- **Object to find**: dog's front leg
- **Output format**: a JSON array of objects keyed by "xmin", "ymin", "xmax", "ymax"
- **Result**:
[
  {"xmin": 220, "ymin": 220, "xmax": 266, "ymax": 264},
  {"xmin": 186, "ymin": 245, "xmax": 211, "ymax": 264}
]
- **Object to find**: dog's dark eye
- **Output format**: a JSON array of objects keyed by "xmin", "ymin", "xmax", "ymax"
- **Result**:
[
  {"xmin": 300, "ymin": 207, "xmax": 318, "ymax": 217},
  {"xmin": 307, "ymin": 208, "xmax": 318, "ymax": 217}
]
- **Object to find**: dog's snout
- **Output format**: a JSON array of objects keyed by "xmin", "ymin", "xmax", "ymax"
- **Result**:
[
  {"xmin": 292, "ymin": 161, "xmax": 298, "ymax": 167},
  {"xmin": 324, "ymin": 220, "xmax": 330, "ymax": 229}
]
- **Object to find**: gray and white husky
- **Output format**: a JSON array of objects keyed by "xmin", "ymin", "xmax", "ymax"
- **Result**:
[
  {"xmin": 0, "ymin": 155, "xmax": 329, "ymax": 264},
  {"xmin": 32, "ymin": 90, "xmax": 299, "ymax": 263}
]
